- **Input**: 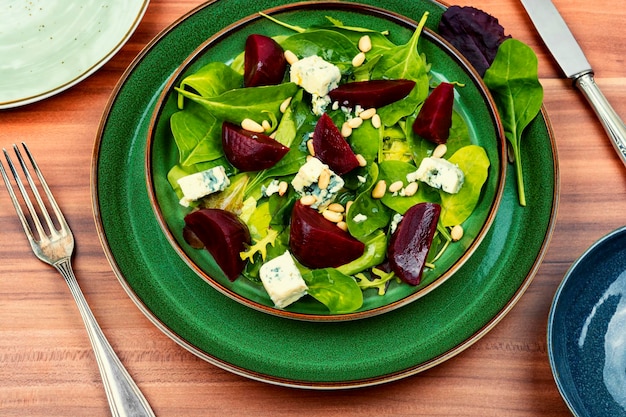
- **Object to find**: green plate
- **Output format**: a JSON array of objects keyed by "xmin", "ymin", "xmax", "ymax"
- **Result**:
[
  {"xmin": 93, "ymin": 0, "xmax": 558, "ymax": 388},
  {"xmin": 146, "ymin": 3, "xmax": 506, "ymax": 320}
]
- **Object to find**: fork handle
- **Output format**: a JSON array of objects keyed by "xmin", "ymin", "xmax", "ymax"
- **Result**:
[{"xmin": 55, "ymin": 259, "xmax": 156, "ymax": 417}]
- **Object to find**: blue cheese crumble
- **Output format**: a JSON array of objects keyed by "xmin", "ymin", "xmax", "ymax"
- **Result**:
[
  {"xmin": 259, "ymin": 251, "xmax": 308, "ymax": 309},
  {"xmin": 177, "ymin": 166, "xmax": 230, "ymax": 206},
  {"xmin": 291, "ymin": 157, "xmax": 344, "ymax": 210},
  {"xmin": 290, "ymin": 55, "xmax": 341, "ymax": 116},
  {"xmin": 407, "ymin": 157, "xmax": 464, "ymax": 194}
]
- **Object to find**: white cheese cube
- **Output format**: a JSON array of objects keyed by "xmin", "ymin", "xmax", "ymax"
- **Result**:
[
  {"xmin": 290, "ymin": 55, "xmax": 341, "ymax": 116},
  {"xmin": 291, "ymin": 157, "xmax": 344, "ymax": 210},
  {"xmin": 177, "ymin": 166, "xmax": 230, "ymax": 206},
  {"xmin": 408, "ymin": 157, "xmax": 464, "ymax": 194},
  {"xmin": 259, "ymin": 251, "xmax": 308, "ymax": 309}
]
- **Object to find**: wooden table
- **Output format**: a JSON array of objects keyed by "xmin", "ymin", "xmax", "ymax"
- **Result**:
[{"xmin": 1, "ymin": 0, "xmax": 624, "ymax": 415}]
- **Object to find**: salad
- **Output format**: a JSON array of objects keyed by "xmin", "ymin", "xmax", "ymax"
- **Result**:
[{"xmin": 164, "ymin": 11, "xmax": 491, "ymax": 314}]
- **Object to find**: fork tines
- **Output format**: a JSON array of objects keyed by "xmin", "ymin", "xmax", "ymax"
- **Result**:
[{"xmin": 0, "ymin": 143, "xmax": 69, "ymax": 245}]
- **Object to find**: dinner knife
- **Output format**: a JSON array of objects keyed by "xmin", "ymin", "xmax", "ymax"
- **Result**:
[{"xmin": 520, "ymin": 0, "xmax": 626, "ymax": 166}]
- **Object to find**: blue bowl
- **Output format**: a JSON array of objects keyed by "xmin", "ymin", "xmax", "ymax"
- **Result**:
[{"xmin": 548, "ymin": 226, "xmax": 626, "ymax": 416}]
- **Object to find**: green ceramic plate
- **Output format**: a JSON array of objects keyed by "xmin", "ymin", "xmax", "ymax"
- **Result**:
[
  {"xmin": 93, "ymin": 0, "xmax": 558, "ymax": 388},
  {"xmin": 0, "ymin": 0, "xmax": 149, "ymax": 109},
  {"xmin": 146, "ymin": 3, "xmax": 506, "ymax": 321}
]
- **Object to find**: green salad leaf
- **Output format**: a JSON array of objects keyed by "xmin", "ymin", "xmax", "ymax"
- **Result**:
[{"xmin": 483, "ymin": 38, "xmax": 543, "ymax": 206}]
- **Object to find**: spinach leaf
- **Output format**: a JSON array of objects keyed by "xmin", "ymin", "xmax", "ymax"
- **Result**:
[
  {"xmin": 372, "ymin": 12, "xmax": 431, "ymax": 125},
  {"xmin": 177, "ymin": 62, "xmax": 243, "ymax": 108},
  {"xmin": 170, "ymin": 101, "xmax": 223, "ymax": 166},
  {"xmin": 336, "ymin": 230, "xmax": 387, "ymax": 276},
  {"xmin": 346, "ymin": 163, "xmax": 392, "ymax": 239},
  {"xmin": 303, "ymin": 268, "xmax": 363, "ymax": 314},
  {"xmin": 440, "ymin": 145, "xmax": 490, "ymax": 226},
  {"xmin": 176, "ymin": 82, "xmax": 299, "ymax": 126},
  {"xmin": 483, "ymin": 38, "xmax": 543, "ymax": 206},
  {"xmin": 378, "ymin": 160, "xmax": 439, "ymax": 214},
  {"xmin": 279, "ymin": 29, "xmax": 359, "ymax": 69}
]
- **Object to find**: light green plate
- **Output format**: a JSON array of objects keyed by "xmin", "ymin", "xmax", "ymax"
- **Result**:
[
  {"xmin": 93, "ymin": 0, "xmax": 558, "ymax": 388},
  {"xmin": 146, "ymin": 3, "xmax": 506, "ymax": 321},
  {"xmin": 0, "ymin": 0, "xmax": 149, "ymax": 108}
]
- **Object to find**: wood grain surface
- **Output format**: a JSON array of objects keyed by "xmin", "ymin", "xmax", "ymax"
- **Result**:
[{"xmin": 1, "ymin": 0, "xmax": 625, "ymax": 415}]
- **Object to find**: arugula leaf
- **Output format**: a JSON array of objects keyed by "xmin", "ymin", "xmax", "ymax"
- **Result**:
[{"xmin": 484, "ymin": 38, "xmax": 543, "ymax": 206}]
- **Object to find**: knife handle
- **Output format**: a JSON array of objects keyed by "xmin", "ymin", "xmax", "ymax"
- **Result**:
[{"xmin": 575, "ymin": 72, "xmax": 626, "ymax": 166}]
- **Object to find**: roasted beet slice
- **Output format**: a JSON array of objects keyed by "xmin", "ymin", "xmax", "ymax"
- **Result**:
[
  {"xmin": 387, "ymin": 202, "xmax": 441, "ymax": 285},
  {"xmin": 184, "ymin": 208, "xmax": 251, "ymax": 281},
  {"xmin": 412, "ymin": 82, "xmax": 455, "ymax": 144},
  {"xmin": 328, "ymin": 79, "xmax": 415, "ymax": 109},
  {"xmin": 312, "ymin": 113, "xmax": 360, "ymax": 175},
  {"xmin": 289, "ymin": 201, "xmax": 365, "ymax": 269},
  {"xmin": 244, "ymin": 34, "xmax": 287, "ymax": 87},
  {"xmin": 222, "ymin": 122, "xmax": 289, "ymax": 171}
]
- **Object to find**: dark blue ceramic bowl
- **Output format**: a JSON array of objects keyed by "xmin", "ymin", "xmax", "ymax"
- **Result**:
[{"xmin": 548, "ymin": 226, "xmax": 626, "ymax": 416}]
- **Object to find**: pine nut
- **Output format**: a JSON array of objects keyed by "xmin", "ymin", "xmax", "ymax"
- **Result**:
[
  {"xmin": 306, "ymin": 139, "xmax": 315, "ymax": 156},
  {"xmin": 433, "ymin": 143, "xmax": 447, "ymax": 158},
  {"xmin": 346, "ymin": 200, "xmax": 354, "ymax": 213},
  {"xmin": 347, "ymin": 117, "xmax": 363, "ymax": 129},
  {"xmin": 358, "ymin": 35, "xmax": 372, "ymax": 53},
  {"xmin": 352, "ymin": 52, "xmax": 366, "ymax": 67},
  {"xmin": 341, "ymin": 122, "xmax": 353, "ymax": 138},
  {"xmin": 318, "ymin": 169, "xmax": 331, "ymax": 190},
  {"xmin": 451, "ymin": 224, "xmax": 464, "ymax": 241},
  {"xmin": 336, "ymin": 221, "xmax": 348, "ymax": 231},
  {"xmin": 327, "ymin": 203, "xmax": 345, "ymax": 213},
  {"xmin": 300, "ymin": 195, "xmax": 317, "ymax": 206},
  {"xmin": 371, "ymin": 180, "xmax": 387, "ymax": 199},
  {"xmin": 371, "ymin": 114, "xmax": 381, "ymax": 128},
  {"xmin": 356, "ymin": 154, "xmax": 367, "ymax": 167},
  {"xmin": 262, "ymin": 120, "xmax": 271, "ymax": 131},
  {"xmin": 278, "ymin": 181, "xmax": 288, "ymax": 196},
  {"xmin": 359, "ymin": 108, "xmax": 376, "ymax": 120},
  {"xmin": 280, "ymin": 96, "xmax": 292, "ymax": 113},
  {"xmin": 241, "ymin": 118, "xmax": 264, "ymax": 133},
  {"xmin": 403, "ymin": 181, "xmax": 418, "ymax": 197},
  {"xmin": 284, "ymin": 50, "xmax": 299, "ymax": 65},
  {"xmin": 322, "ymin": 210, "xmax": 343, "ymax": 223},
  {"xmin": 389, "ymin": 180, "xmax": 404, "ymax": 193}
]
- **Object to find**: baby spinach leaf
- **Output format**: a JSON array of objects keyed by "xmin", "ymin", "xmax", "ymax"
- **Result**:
[
  {"xmin": 176, "ymin": 82, "xmax": 299, "ymax": 126},
  {"xmin": 439, "ymin": 145, "xmax": 490, "ymax": 226},
  {"xmin": 372, "ymin": 12, "xmax": 431, "ymax": 125},
  {"xmin": 177, "ymin": 62, "xmax": 243, "ymax": 108},
  {"xmin": 170, "ymin": 101, "xmax": 223, "ymax": 166},
  {"xmin": 303, "ymin": 268, "xmax": 363, "ymax": 314},
  {"xmin": 378, "ymin": 160, "xmax": 438, "ymax": 214},
  {"xmin": 483, "ymin": 38, "xmax": 543, "ymax": 206},
  {"xmin": 279, "ymin": 29, "xmax": 359, "ymax": 67},
  {"xmin": 336, "ymin": 230, "xmax": 387, "ymax": 276},
  {"xmin": 346, "ymin": 163, "xmax": 392, "ymax": 239}
]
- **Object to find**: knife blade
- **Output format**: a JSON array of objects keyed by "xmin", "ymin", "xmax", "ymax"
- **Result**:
[{"xmin": 520, "ymin": 0, "xmax": 626, "ymax": 166}]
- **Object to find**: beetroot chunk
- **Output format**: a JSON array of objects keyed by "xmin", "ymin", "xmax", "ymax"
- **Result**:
[
  {"xmin": 328, "ymin": 79, "xmax": 415, "ymax": 109},
  {"xmin": 244, "ymin": 34, "xmax": 287, "ymax": 87},
  {"xmin": 387, "ymin": 202, "xmax": 441, "ymax": 285},
  {"xmin": 184, "ymin": 209, "xmax": 251, "ymax": 281},
  {"xmin": 312, "ymin": 113, "xmax": 360, "ymax": 175},
  {"xmin": 412, "ymin": 82, "xmax": 455, "ymax": 144},
  {"xmin": 222, "ymin": 122, "xmax": 289, "ymax": 171},
  {"xmin": 290, "ymin": 201, "xmax": 365, "ymax": 269}
]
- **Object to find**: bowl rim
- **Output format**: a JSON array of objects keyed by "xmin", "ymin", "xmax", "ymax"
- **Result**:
[{"xmin": 144, "ymin": 0, "xmax": 507, "ymax": 322}]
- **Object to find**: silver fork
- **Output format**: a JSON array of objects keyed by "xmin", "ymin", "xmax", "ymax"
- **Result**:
[{"xmin": 0, "ymin": 143, "xmax": 156, "ymax": 417}]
